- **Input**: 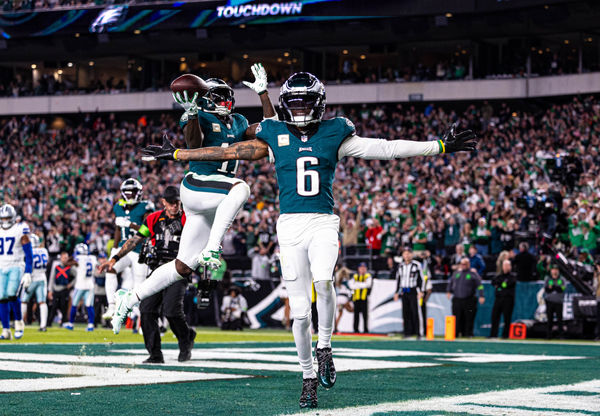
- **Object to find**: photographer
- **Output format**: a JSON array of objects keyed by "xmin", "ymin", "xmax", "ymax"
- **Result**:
[{"xmin": 99, "ymin": 186, "xmax": 195, "ymax": 363}]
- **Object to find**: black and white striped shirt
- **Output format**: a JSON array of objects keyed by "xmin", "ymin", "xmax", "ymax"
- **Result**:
[{"xmin": 395, "ymin": 260, "xmax": 423, "ymax": 294}]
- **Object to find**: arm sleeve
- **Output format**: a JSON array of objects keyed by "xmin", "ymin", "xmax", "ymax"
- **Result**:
[
  {"xmin": 23, "ymin": 242, "xmax": 33, "ymax": 273},
  {"xmin": 338, "ymin": 135, "xmax": 442, "ymax": 160},
  {"xmin": 394, "ymin": 265, "xmax": 401, "ymax": 293}
]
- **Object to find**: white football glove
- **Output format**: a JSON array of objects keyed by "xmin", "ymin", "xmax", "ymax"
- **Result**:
[
  {"xmin": 242, "ymin": 63, "xmax": 268, "ymax": 95},
  {"xmin": 172, "ymin": 90, "xmax": 199, "ymax": 123},
  {"xmin": 115, "ymin": 217, "xmax": 131, "ymax": 228},
  {"xmin": 21, "ymin": 273, "xmax": 32, "ymax": 290}
]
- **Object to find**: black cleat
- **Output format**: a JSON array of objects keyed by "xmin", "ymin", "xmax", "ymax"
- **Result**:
[
  {"xmin": 178, "ymin": 328, "xmax": 197, "ymax": 362},
  {"xmin": 315, "ymin": 343, "xmax": 336, "ymax": 389},
  {"xmin": 299, "ymin": 378, "xmax": 318, "ymax": 409},
  {"xmin": 142, "ymin": 356, "xmax": 164, "ymax": 364}
]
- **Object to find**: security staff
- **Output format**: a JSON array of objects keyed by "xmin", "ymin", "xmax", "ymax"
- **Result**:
[
  {"xmin": 446, "ymin": 257, "xmax": 485, "ymax": 337},
  {"xmin": 489, "ymin": 259, "xmax": 516, "ymax": 338},
  {"xmin": 393, "ymin": 249, "xmax": 423, "ymax": 337},
  {"xmin": 349, "ymin": 262, "xmax": 372, "ymax": 333},
  {"xmin": 544, "ymin": 265, "xmax": 566, "ymax": 339},
  {"xmin": 100, "ymin": 186, "xmax": 196, "ymax": 362}
]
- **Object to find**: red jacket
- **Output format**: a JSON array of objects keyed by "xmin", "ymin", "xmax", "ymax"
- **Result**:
[{"xmin": 365, "ymin": 226, "xmax": 383, "ymax": 250}]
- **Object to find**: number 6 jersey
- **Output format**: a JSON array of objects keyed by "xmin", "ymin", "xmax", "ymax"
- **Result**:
[{"xmin": 255, "ymin": 117, "xmax": 355, "ymax": 214}]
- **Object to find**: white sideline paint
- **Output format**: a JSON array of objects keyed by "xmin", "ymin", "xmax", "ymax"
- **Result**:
[
  {"xmin": 283, "ymin": 379, "xmax": 600, "ymax": 416},
  {"xmin": 0, "ymin": 360, "xmax": 248, "ymax": 392}
]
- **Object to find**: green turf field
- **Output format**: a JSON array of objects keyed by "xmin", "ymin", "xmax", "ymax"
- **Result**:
[{"xmin": 1, "ymin": 325, "xmax": 600, "ymax": 415}]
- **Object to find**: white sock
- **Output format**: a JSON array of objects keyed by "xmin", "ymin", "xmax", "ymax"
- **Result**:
[
  {"xmin": 292, "ymin": 316, "xmax": 316, "ymax": 379},
  {"xmin": 105, "ymin": 272, "xmax": 118, "ymax": 305},
  {"xmin": 205, "ymin": 182, "xmax": 250, "ymax": 252},
  {"xmin": 315, "ymin": 281, "xmax": 336, "ymax": 349},
  {"xmin": 21, "ymin": 304, "xmax": 27, "ymax": 322},
  {"xmin": 39, "ymin": 303, "xmax": 48, "ymax": 328},
  {"xmin": 134, "ymin": 260, "xmax": 183, "ymax": 301}
]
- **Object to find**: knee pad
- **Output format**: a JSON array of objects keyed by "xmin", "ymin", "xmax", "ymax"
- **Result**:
[
  {"xmin": 314, "ymin": 281, "xmax": 334, "ymax": 297},
  {"xmin": 288, "ymin": 294, "xmax": 311, "ymax": 320}
]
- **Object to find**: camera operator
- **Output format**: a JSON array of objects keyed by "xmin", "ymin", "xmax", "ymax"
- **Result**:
[{"xmin": 99, "ymin": 186, "xmax": 195, "ymax": 363}]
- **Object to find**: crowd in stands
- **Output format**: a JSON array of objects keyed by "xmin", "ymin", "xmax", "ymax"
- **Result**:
[
  {"xmin": 1, "ymin": 96, "xmax": 600, "ymax": 284},
  {"xmin": 2, "ymin": 0, "xmax": 164, "ymax": 12}
]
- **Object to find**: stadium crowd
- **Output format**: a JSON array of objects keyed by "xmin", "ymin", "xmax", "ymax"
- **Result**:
[{"xmin": 1, "ymin": 96, "xmax": 599, "ymax": 285}]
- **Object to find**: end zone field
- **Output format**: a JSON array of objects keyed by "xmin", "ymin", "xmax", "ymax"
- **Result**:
[{"xmin": 2, "ymin": 327, "xmax": 600, "ymax": 415}]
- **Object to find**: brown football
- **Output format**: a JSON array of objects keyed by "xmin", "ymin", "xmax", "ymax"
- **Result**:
[{"xmin": 170, "ymin": 74, "xmax": 209, "ymax": 97}]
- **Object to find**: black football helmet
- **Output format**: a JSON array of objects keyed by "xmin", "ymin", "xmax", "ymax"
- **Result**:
[
  {"xmin": 279, "ymin": 72, "xmax": 326, "ymax": 127},
  {"xmin": 120, "ymin": 178, "xmax": 143, "ymax": 205},
  {"xmin": 198, "ymin": 78, "xmax": 235, "ymax": 116}
]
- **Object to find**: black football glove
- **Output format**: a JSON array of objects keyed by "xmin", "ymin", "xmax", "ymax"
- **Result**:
[
  {"xmin": 141, "ymin": 135, "xmax": 177, "ymax": 161},
  {"xmin": 441, "ymin": 123, "xmax": 477, "ymax": 153}
]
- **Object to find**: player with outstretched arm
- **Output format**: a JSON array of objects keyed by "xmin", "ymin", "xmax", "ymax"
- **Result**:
[{"xmin": 142, "ymin": 72, "xmax": 477, "ymax": 409}]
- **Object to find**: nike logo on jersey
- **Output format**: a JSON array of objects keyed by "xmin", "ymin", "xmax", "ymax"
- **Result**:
[{"xmin": 298, "ymin": 147, "xmax": 313, "ymax": 152}]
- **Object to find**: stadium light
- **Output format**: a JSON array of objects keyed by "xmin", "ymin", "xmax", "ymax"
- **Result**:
[
  {"xmin": 75, "ymin": 33, "xmax": 80, "ymax": 38},
  {"xmin": 31, "ymin": 64, "xmax": 36, "ymax": 69},
  {"xmin": 180, "ymin": 57, "xmax": 186, "ymax": 62},
  {"xmin": 360, "ymin": 54, "xmax": 366, "ymax": 60},
  {"xmin": 284, "ymin": 52, "xmax": 290, "ymax": 57},
  {"xmin": 57, "ymin": 69, "xmax": 63, "ymax": 75},
  {"xmin": 67, "ymin": 62, "xmax": 73, "ymax": 67},
  {"xmin": 239, "ymin": 24, "xmax": 246, "ymax": 29},
  {"xmin": 243, "ymin": 54, "xmax": 249, "ymax": 59},
  {"xmin": 89, "ymin": 61, "xmax": 94, "ymax": 66},
  {"xmin": 445, "ymin": 12, "xmax": 452, "ymax": 18},
  {"xmin": 342, "ymin": 49, "xmax": 348, "ymax": 55},
  {"xmin": 134, "ymin": 29, "xmax": 141, "ymax": 35}
]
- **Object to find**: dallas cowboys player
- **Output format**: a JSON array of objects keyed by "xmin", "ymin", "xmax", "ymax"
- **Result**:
[
  {"xmin": 0, "ymin": 204, "xmax": 33, "ymax": 340},
  {"xmin": 142, "ymin": 72, "xmax": 477, "ymax": 408},
  {"xmin": 110, "ymin": 64, "xmax": 276, "ymax": 334},
  {"xmin": 65, "ymin": 244, "xmax": 97, "ymax": 331},
  {"xmin": 20, "ymin": 234, "xmax": 49, "ymax": 332},
  {"xmin": 103, "ymin": 178, "xmax": 153, "ymax": 320}
]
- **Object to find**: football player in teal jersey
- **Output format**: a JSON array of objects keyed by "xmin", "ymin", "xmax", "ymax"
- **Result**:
[
  {"xmin": 143, "ymin": 71, "xmax": 477, "ymax": 408},
  {"xmin": 110, "ymin": 64, "xmax": 277, "ymax": 334},
  {"xmin": 102, "ymin": 178, "xmax": 154, "ymax": 320}
]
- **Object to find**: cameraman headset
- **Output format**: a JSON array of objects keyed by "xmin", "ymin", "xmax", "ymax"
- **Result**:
[{"xmin": 99, "ymin": 186, "xmax": 195, "ymax": 363}]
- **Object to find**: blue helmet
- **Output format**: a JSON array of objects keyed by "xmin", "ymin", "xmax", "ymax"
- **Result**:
[
  {"xmin": 0, "ymin": 204, "xmax": 17, "ymax": 230},
  {"xmin": 279, "ymin": 72, "xmax": 326, "ymax": 127}
]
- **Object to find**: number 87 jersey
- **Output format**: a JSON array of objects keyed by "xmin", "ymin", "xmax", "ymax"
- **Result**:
[{"xmin": 255, "ymin": 117, "xmax": 355, "ymax": 214}]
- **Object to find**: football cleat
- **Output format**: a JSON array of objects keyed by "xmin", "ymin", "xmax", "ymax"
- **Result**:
[
  {"xmin": 63, "ymin": 322, "xmax": 74, "ymax": 330},
  {"xmin": 102, "ymin": 304, "xmax": 115, "ymax": 321},
  {"xmin": 198, "ymin": 248, "xmax": 222, "ymax": 271},
  {"xmin": 87, "ymin": 324, "xmax": 94, "ymax": 332},
  {"xmin": 38, "ymin": 327, "xmax": 47, "ymax": 332},
  {"xmin": 112, "ymin": 289, "xmax": 137, "ymax": 335},
  {"xmin": 315, "ymin": 343, "xmax": 336, "ymax": 389},
  {"xmin": 14, "ymin": 320, "xmax": 24, "ymax": 339},
  {"xmin": 299, "ymin": 378, "xmax": 318, "ymax": 409},
  {"xmin": 0, "ymin": 329, "xmax": 11, "ymax": 340}
]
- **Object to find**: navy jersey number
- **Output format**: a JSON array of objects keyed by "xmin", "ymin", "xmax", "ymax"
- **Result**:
[
  {"xmin": 33, "ymin": 253, "xmax": 48, "ymax": 269},
  {"xmin": 296, "ymin": 156, "xmax": 320, "ymax": 197},
  {"xmin": 0, "ymin": 237, "xmax": 15, "ymax": 255},
  {"xmin": 86, "ymin": 262, "xmax": 93, "ymax": 278}
]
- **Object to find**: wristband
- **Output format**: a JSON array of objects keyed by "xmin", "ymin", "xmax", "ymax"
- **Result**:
[
  {"xmin": 258, "ymin": 90, "xmax": 267, "ymax": 95},
  {"xmin": 174, "ymin": 149, "xmax": 180, "ymax": 160},
  {"xmin": 112, "ymin": 253, "xmax": 121, "ymax": 262},
  {"xmin": 438, "ymin": 139, "xmax": 446, "ymax": 154}
]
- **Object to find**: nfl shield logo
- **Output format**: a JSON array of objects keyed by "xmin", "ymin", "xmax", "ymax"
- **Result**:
[{"xmin": 301, "ymin": 135, "xmax": 308, "ymax": 142}]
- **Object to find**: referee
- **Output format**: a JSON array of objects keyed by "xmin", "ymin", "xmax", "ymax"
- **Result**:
[{"xmin": 393, "ymin": 249, "xmax": 423, "ymax": 338}]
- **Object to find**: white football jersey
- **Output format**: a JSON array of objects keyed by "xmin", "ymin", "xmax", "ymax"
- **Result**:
[
  {"xmin": 74, "ymin": 254, "xmax": 97, "ymax": 290},
  {"xmin": 0, "ymin": 222, "xmax": 30, "ymax": 268},
  {"xmin": 32, "ymin": 247, "xmax": 49, "ymax": 282}
]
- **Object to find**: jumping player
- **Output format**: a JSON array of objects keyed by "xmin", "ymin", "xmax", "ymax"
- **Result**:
[{"xmin": 111, "ymin": 64, "xmax": 276, "ymax": 334}]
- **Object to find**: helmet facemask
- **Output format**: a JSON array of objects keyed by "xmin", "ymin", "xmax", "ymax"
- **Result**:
[
  {"xmin": 0, "ymin": 205, "xmax": 16, "ymax": 230},
  {"xmin": 120, "ymin": 179, "xmax": 143, "ymax": 205},
  {"xmin": 279, "ymin": 72, "xmax": 326, "ymax": 127},
  {"xmin": 200, "ymin": 79, "xmax": 235, "ymax": 116}
]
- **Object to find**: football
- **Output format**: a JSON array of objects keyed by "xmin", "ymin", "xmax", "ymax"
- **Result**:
[{"xmin": 170, "ymin": 73, "xmax": 209, "ymax": 97}]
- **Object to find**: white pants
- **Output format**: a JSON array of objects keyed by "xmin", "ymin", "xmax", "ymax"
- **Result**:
[
  {"xmin": 277, "ymin": 213, "xmax": 339, "ymax": 319},
  {"xmin": 178, "ymin": 173, "xmax": 243, "ymax": 270},
  {"xmin": 110, "ymin": 248, "xmax": 148, "ymax": 289}
]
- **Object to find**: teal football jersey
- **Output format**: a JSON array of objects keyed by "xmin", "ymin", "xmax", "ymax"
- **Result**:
[
  {"xmin": 188, "ymin": 112, "xmax": 249, "ymax": 178},
  {"xmin": 255, "ymin": 117, "xmax": 355, "ymax": 214},
  {"xmin": 113, "ymin": 200, "xmax": 153, "ymax": 253}
]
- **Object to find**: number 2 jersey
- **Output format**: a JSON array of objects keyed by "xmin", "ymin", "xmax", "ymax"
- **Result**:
[
  {"xmin": 113, "ymin": 200, "xmax": 153, "ymax": 253},
  {"xmin": 255, "ymin": 117, "xmax": 355, "ymax": 215},
  {"xmin": 74, "ymin": 254, "xmax": 97, "ymax": 291},
  {"xmin": 0, "ymin": 222, "xmax": 30, "ymax": 269},
  {"xmin": 32, "ymin": 247, "xmax": 49, "ymax": 282}
]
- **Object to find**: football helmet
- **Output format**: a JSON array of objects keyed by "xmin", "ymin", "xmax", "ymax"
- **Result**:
[
  {"xmin": 279, "ymin": 72, "xmax": 326, "ymax": 127},
  {"xmin": 74, "ymin": 243, "xmax": 89, "ymax": 256},
  {"xmin": 30, "ymin": 234, "xmax": 41, "ymax": 248},
  {"xmin": 198, "ymin": 78, "xmax": 235, "ymax": 116},
  {"xmin": 120, "ymin": 178, "xmax": 143, "ymax": 205},
  {"xmin": 0, "ymin": 204, "xmax": 17, "ymax": 230}
]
